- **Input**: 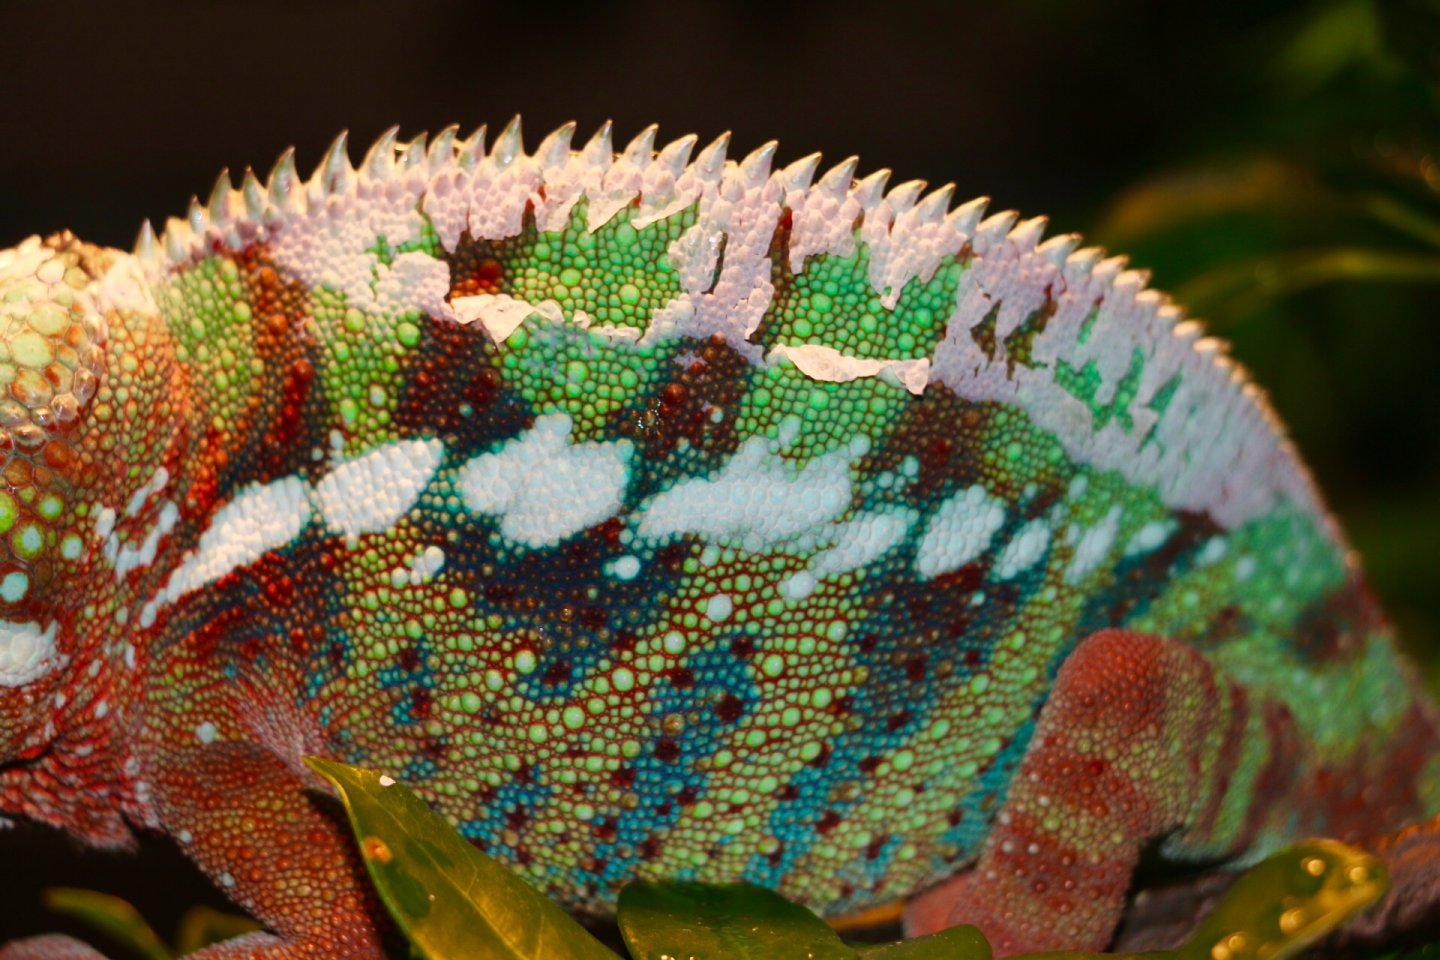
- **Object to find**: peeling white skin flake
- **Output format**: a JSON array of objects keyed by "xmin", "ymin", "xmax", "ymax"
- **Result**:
[
  {"xmin": 452, "ymin": 292, "xmax": 563, "ymax": 344},
  {"xmin": 458, "ymin": 414, "xmax": 634, "ymax": 548},
  {"xmin": 916, "ymin": 485, "xmax": 1007, "ymax": 578},
  {"xmin": 0, "ymin": 619, "xmax": 59, "ymax": 688},
  {"xmin": 768, "ymin": 343, "xmax": 930, "ymax": 395},
  {"xmin": 316, "ymin": 438, "xmax": 445, "ymax": 539}
]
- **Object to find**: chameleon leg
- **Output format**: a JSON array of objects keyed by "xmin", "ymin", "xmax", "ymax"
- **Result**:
[
  {"xmin": 904, "ymin": 628, "xmax": 1248, "ymax": 955},
  {"xmin": 146, "ymin": 742, "xmax": 385, "ymax": 960}
]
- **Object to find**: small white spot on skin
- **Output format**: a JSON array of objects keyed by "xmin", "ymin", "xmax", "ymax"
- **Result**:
[
  {"xmin": 916, "ymin": 485, "xmax": 1007, "ymax": 579},
  {"xmin": 705, "ymin": 594, "xmax": 734, "ymax": 622},
  {"xmin": 177, "ymin": 830, "xmax": 193, "ymax": 844},
  {"xmin": 379, "ymin": 775, "xmax": 396, "ymax": 787},
  {"xmin": 1196, "ymin": 535, "xmax": 1227, "ymax": 567},
  {"xmin": 317, "ymin": 438, "xmax": 444, "ymax": 539},
  {"xmin": 1065, "ymin": 506, "xmax": 1122, "ymax": 584},
  {"xmin": 1124, "ymin": 519, "xmax": 1175, "ymax": 556},
  {"xmin": 780, "ymin": 570, "xmax": 819, "ymax": 601},
  {"xmin": 997, "ymin": 519, "xmax": 1052, "ymax": 579},
  {"xmin": 195, "ymin": 722, "xmax": 217, "ymax": 744},
  {"xmin": 0, "ymin": 620, "xmax": 59, "ymax": 688},
  {"xmin": 452, "ymin": 293, "xmax": 563, "ymax": 344},
  {"xmin": 607, "ymin": 556, "xmax": 641, "ymax": 580},
  {"xmin": 220, "ymin": 872, "xmax": 235, "ymax": 888},
  {"xmin": 458, "ymin": 414, "xmax": 633, "ymax": 548},
  {"xmin": 1235, "ymin": 554, "xmax": 1257, "ymax": 581}
]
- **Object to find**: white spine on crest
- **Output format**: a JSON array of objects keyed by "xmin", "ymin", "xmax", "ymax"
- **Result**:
[{"xmin": 142, "ymin": 119, "xmax": 1331, "ymax": 533}]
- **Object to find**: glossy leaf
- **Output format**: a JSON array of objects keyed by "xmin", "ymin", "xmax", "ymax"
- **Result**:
[
  {"xmin": 307, "ymin": 757, "xmax": 620, "ymax": 960},
  {"xmin": 1172, "ymin": 839, "xmax": 1388, "ymax": 960},
  {"xmin": 618, "ymin": 881, "xmax": 857, "ymax": 960},
  {"xmin": 41, "ymin": 888, "xmax": 172, "ymax": 960}
]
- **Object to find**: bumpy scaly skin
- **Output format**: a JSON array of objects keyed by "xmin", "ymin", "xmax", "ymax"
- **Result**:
[{"xmin": 0, "ymin": 119, "xmax": 1438, "ymax": 959}]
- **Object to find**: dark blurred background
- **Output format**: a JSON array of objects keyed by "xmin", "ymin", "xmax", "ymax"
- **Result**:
[{"xmin": 1, "ymin": 0, "xmax": 1438, "ymax": 953}]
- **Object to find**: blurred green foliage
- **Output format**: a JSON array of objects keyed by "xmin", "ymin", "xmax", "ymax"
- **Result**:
[{"xmin": 1085, "ymin": 0, "xmax": 1440, "ymax": 684}]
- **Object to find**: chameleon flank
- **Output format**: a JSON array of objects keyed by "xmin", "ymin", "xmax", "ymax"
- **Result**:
[{"xmin": 0, "ymin": 118, "xmax": 1437, "ymax": 959}]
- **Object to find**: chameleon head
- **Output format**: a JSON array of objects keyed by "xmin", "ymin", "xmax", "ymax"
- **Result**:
[{"xmin": 0, "ymin": 233, "xmax": 109, "ymax": 755}]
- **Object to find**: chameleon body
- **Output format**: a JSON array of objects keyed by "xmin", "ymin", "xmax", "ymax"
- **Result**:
[{"xmin": 0, "ymin": 119, "xmax": 1438, "ymax": 959}]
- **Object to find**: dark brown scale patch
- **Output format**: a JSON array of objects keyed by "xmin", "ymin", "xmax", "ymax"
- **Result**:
[
  {"xmin": 393, "ymin": 317, "xmax": 530, "ymax": 460},
  {"xmin": 615, "ymin": 334, "xmax": 750, "ymax": 500},
  {"xmin": 1196, "ymin": 605, "xmax": 1251, "ymax": 649},
  {"xmin": 856, "ymin": 385, "xmax": 990, "ymax": 504},
  {"xmin": 715, "ymin": 693, "xmax": 745, "ymax": 723},
  {"xmin": 1003, "ymin": 291, "xmax": 1056, "ymax": 376},
  {"xmin": 1293, "ymin": 576, "xmax": 1385, "ymax": 663},
  {"xmin": 970, "ymin": 302, "xmax": 1000, "ymax": 362},
  {"xmin": 654, "ymin": 737, "xmax": 680, "ymax": 763},
  {"xmin": 541, "ymin": 658, "xmax": 572, "ymax": 686},
  {"xmin": 885, "ymin": 710, "xmax": 912, "ymax": 733}
]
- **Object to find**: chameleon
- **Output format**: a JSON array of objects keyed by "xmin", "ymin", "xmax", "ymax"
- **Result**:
[{"xmin": 0, "ymin": 117, "xmax": 1437, "ymax": 959}]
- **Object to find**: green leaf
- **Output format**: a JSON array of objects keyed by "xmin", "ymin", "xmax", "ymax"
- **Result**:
[
  {"xmin": 856, "ymin": 924, "xmax": 992, "ymax": 960},
  {"xmin": 306, "ymin": 757, "xmax": 620, "ymax": 960},
  {"xmin": 617, "ymin": 881, "xmax": 859, "ymax": 960},
  {"xmin": 172, "ymin": 905, "xmax": 263, "ymax": 955},
  {"xmin": 42, "ymin": 888, "xmax": 173, "ymax": 960},
  {"xmin": 1173, "ymin": 839, "xmax": 1388, "ymax": 960}
]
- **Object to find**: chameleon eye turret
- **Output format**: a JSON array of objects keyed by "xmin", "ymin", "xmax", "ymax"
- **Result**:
[{"xmin": 0, "ymin": 235, "xmax": 106, "ymax": 671}]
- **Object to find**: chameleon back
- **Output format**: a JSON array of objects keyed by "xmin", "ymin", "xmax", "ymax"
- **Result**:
[{"xmin": 11, "ymin": 121, "xmax": 1436, "ymax": 923}]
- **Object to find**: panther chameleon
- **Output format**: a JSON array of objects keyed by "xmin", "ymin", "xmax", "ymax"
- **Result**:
[{"xmin": 0, "ymin": 118, "xmax": 1437, "ymax": 959}]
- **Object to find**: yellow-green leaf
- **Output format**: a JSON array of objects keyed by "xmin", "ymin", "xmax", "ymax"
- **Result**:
[
  {"xmin": 306, "ymin": 757, "xmax": 620, "ymax": 960},
  {"xmin": 617, "ymin": 881, "xmax": 856, "ymax": 960},
  {"xmin": 42, "ymin": 888, "xmax": 172, "ymax": 960},
  {"xmin": 1174, "ymin": 838, "xmax": 1387, "ymax": 960}
]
